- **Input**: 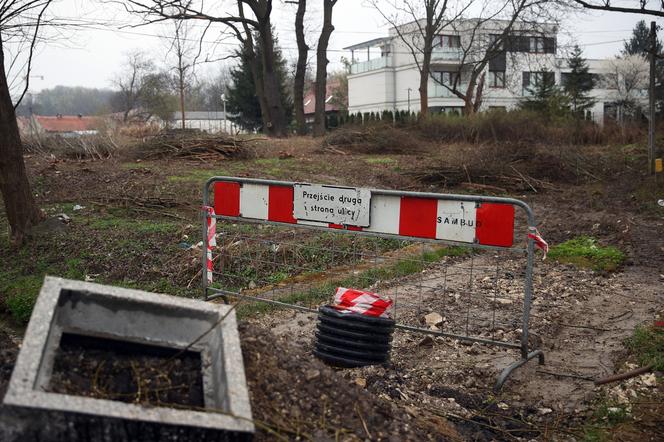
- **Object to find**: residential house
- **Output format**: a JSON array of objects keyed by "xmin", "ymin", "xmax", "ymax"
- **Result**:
[
  {"xmin": 345, "ymin": 19, "xmax": 647, "ymax": 123},
  {"xmin": 19, "ymin": 114, "xmax": 101, "ymax": 138},
  {"xmin": 303, "ymin": 80, "xmax": 344, "ymax": 128}
]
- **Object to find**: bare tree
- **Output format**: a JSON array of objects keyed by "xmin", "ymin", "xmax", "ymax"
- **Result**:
[
  {"xmin": 113, "ymin": 50, "xmax": 153, "ymax": 122},
  {"xmin": 604, "ymin": 53, "xmax": 649, "ymax": 121},
  {"xmin": 0, "ymin": 0, "xmax": 53, "ymax": 245},
  {"xmin": 124, "ymin": 0, "xmax": 290, "ymax": 137},
  {"xmin": 371, "ymin": 0, "xmax": 471, "ymax": 116},
  {"xmin": 287, "ymin": 0, "xmax": 309, "ymax": 134},
  {"xmin": 112, "ymin": 51, "xmax": 177, "ymax": 122},
  {"xmin": 163, "ymin": 17, "xmax": 199, "ymax": 130},
  {"xmin": 570, "ymin": 0, "xmax": 664, "ymax": 17},
  {"xmin": 312, "ymin": 0, "xmax": 337, "ymax": 136}
]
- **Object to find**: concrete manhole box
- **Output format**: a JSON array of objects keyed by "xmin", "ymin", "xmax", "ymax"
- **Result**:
[{"xmin": 3, "ymin": 277, "xmax": 254, "ymax": 441}]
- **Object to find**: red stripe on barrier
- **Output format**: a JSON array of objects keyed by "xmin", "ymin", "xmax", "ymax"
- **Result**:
[
  {"xmin": 214, "ymin": 182, "xmax": 240, "ymax": 216},
  {"xmin": 476, "ymin": 203, "xmax": 514, "ymax": 247},
  {"xmin": 399, "ymin": 197, "xmax": 437, "ymax": 239},
  {"xmin": 268, "ymin": 185, "xmax": 297, "ymax": 223},
  {"xmin": 329, "ymin": 223, "xmax": 363, "ymax": 231}
]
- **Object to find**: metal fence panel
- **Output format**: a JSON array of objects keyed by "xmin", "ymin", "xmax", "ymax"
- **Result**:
[{"xmin": 202, "ymin": 176, "xmax": 544, "ymax": 389}]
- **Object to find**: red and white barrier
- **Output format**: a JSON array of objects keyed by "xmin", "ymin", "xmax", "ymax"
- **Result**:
[
  {"xmin": 333, "ymin": 287, "xmax": 393, "ymax": 318},
  {"xmin": 213, "ymin": 181, "xmax": 516, "ymax": 247},
  {"xmin": 204, "ymin": 205, "xmax": 216, "ymax": 283}
]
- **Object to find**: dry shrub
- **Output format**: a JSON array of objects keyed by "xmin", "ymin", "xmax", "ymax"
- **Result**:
[
  {"xmin": 118, "ymin": 123, "xmax": 162, "ymax": 138},
  {"xmin": 415, "ymin": 110, "xmax": 645, "ymax": 146},
  {"xmin": 131, "ymin": 129, "xmax": 254, "ymax": 161},
  {"xmin": 413, "ymin": 138, "xmax": 652, "ymax": 192},
  {"xmin": 323, "ymin": 123, "xmax": 420, "ymax": 154},
  {"xmin": 22, "ymin": 135, "xmax": 118, "ymax": 160}
]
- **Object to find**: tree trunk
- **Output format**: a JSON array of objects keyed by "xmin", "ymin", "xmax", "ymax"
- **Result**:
[
  {"xmin": 257, "ymin": 22, "xmax": 288, "ymax": 137},
  {"xmin": 472, "ymin": 72, "xmax": 486, "ymax": 114},
  {"xmin": 293, "ymin": 0, "xmax": 308, "ymax": 135},
  {"xmin": 418, "ymin": 51, "xmax": 431, "ymax": 116},
  {"xmin": 0, "ymin": 43, "xmax": 42, "ymax": 245},
  {"xmin": 313, "ymin": 0, "xmax": 336, "ymax": 137}
]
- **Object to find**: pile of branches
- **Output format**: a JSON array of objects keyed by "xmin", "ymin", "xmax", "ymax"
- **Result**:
[
  {"xmin": 322, "ymin": 124, "xmax": 420, "ymax": 154},
  {"xmin": 133, "ymin": 129, "xmax": 256, "ymax": 161},
  {"xmin": 23, "ymin": 135, "xmax": 119, "ymax": 161}
]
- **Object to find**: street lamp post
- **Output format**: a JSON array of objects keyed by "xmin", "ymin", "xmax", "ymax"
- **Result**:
[
  {"xmin": 407, "ymin": 88, "xmax": 412, "ymax": 113},
  {"xmin": 220, "ymin": 93, "xmax": 227, "ymax": 133}
]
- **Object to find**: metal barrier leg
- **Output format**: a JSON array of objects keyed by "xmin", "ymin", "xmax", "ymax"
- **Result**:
[{"xmin": 494, "ymin": 350, "xmax": 545, "ymax": 392}]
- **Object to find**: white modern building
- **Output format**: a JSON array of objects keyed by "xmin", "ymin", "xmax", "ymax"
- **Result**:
[
  {"xmin": 170, "ymin": 111, "xmax": 239, "ymax": 133},
  {"xmin": 345, "ymin": 19, "xmax": 648, "ymax": 123}
]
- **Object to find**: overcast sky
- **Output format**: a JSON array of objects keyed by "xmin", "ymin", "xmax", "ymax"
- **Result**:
[{"xmin": 22, "ymin": 0, "xmax": 664, "ymax": 92}]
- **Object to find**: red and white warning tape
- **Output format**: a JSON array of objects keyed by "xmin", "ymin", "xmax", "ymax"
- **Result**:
[
  {"xmin": 204, "ymin": 205, "xmax": 217, "ymax": 283},
  {"xmin": 527, "ymin": 227, "xmax": 548, "ymax": 259},
  {"xmin": 333, "ymin": 287, "xmax": 393, "ymax": 318}
]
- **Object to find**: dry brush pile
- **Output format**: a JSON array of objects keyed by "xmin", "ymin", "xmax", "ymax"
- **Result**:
[{"xmin": 132, "ymin": 130, "xmax": 256, "ymax": 162}]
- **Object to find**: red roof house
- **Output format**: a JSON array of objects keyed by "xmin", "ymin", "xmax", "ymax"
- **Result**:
[
  {"xmin": 35, "ymin": 115, "xmax": 100, "ymax": 134},
  {"xmin": 303, "ymin": 80, "xmax": 344, "ymax": 121}
]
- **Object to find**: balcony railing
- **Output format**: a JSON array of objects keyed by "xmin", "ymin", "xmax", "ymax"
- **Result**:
[
  {"xmin": 429, "ymin": 82, "xmax": 466, "ymax": 98},
  {"xmin": 431, "ymin": 46, "xmax": 463, "ymax": 61},
  {"xmin": 350, "ymin": 56, "xmax": 392, "ymax": 74}
]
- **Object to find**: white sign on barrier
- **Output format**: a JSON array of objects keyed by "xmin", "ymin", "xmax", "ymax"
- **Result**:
[{"xmin": 293, "ymin": 184, "xmax": 371, "ymax": 226}]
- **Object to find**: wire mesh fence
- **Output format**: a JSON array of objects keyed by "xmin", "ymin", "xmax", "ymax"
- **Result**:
[{"xmin": 202, "ymin": 177, "xmax": 544, "ymax": 388}]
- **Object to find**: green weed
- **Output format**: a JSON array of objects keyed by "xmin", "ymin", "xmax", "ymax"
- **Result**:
[
  {"xmin": 548, "ymin": 236, "xmax": 625, "ymax": 271},
  {"xmin": 626, "ymin": 325, "xmax": 664, "ymax": 371},
  {"xmin": 364, "ymin": 157, "xmax": 397, "ymax": 165},
  {"xmin": 90, "ymin": 216, "xmax": 178, "ymax": 234},
  {"xmin": 236, "ymin": 246, "xmax": 469, "ymax": 318},
  {"xmin": 2, "ymin": 274, "xmax": 44, "ymax": 323}
]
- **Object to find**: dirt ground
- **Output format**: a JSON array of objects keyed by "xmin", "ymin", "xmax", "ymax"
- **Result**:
[{"xmin": 1, "ymin": 136, "xmax": 663, "ymax": 440}]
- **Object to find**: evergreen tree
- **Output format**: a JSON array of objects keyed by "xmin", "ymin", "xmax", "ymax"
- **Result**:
[
  {"xmin": 623, "ymin": 20, "xmax": 662, "ymax": 57},
  {"xmin": 623, "ymin": 20, "xmax": 664, "ymax": 114},
  {"xmin": 564, "ymin": 45, "xmax": 595, "ymax": 115},
  {"xmin": 520, "ymin": 70, "xmax": 569, "ymax": 118},
  {"xmin": 227, "ymin": 35, "xmax": 293, "ymax": 132}
]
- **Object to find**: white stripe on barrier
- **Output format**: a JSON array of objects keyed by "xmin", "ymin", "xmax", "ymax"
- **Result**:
[
  {"xmin": 240, "ymin": 183, "xmax": 269, "ymax": 220},
  {"xmin": 365, "ymin": 194, "xmax": 400, "ymax": 235},
  {"xmin": 436, "ymin": 200, "xmax": 477, "ymax": 243}
]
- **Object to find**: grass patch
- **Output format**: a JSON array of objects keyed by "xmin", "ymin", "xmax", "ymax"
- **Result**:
[
  {"xmin": 167, "ymin": 167, "xmax": 234, "ymax": 183},
  {"xmin": 364, "ymin": 157, "xmax": 397, "ymax": 165},
  {"xmin": 581, "ymin": 395, "xmax": 632, "ymax": 442},
  {"xmin": 548, "ymin": 236, "xmax": 625, "ymax": 271},
  {"xmin": 120, "ymin": 162, "xmax": 153, "ymax": 170},
  {"xmin": 626, "ymin": 324, "xmax": 664, "ymax": 371},
  {"xmin": 235, "ymin": 245, "xmax": 470, "ymax": 318},
  {"xmin": 2, "ymin": 274, "xmax": 44, "ymax": 323},
  {"xmin": 90, "ymin": 216, "xmax": 178, "ymax": 234}
]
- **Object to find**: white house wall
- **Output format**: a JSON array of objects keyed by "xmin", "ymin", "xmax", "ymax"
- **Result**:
[{"xmin": 347, "ymin": 19, "xmax": 628, "ymax": 122}]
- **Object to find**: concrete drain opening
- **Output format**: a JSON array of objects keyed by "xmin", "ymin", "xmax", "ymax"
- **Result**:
[{"xmin": 3, "ymin": 277, "xmax": 254, "ymax": 441}]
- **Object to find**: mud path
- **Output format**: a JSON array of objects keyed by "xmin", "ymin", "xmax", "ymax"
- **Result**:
[{"xmin": 253, "ymin": 252, "xmax": 662, "ymax": 436}]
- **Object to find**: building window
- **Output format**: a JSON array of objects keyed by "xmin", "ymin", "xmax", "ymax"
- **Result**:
[
  {"xmin": 489, "ymin": 71, "xmax": 505, "ymax": 88},
  {"xmin": 529, "ymin": 36, "xmax": 545, "ymax": 53},
  {"xmin": 435, "ymin": 71, "xmax": 460, "ymax": 86},
  {"xmin": 523, "ymin": 71, "xmax": 554, "ymax": 88},
  {"xmin": 489, "ymin": 34, "xmax": 503, "ymax": 50},
  {"xmin": 437, "ymin": 34, "xmax": 461, "ymax": 49}
]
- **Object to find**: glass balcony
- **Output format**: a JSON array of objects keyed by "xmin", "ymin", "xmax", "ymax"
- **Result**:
[
  {"xmin": 429, "ymin": 82, "xmax": 466, "ymax": 98},
  {"xmin": 350, "ymin": 56, "xmax": 392, "ymax": 74},
  {"xmin": 431, "ymin": 47, "xmax": 463, "ymax": 61}
]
